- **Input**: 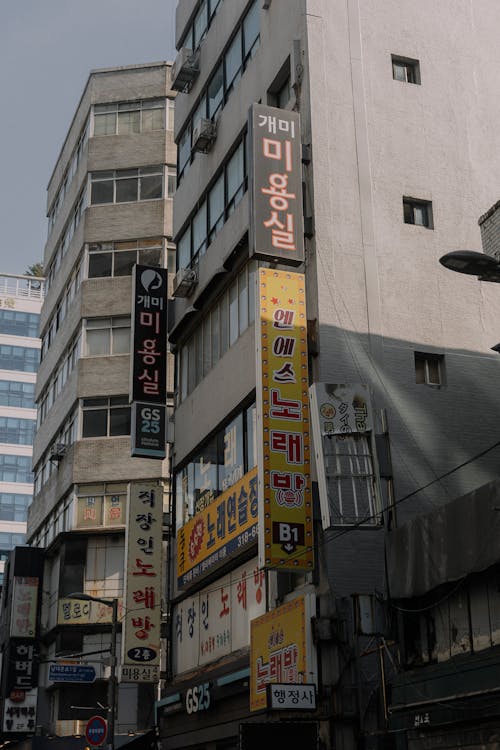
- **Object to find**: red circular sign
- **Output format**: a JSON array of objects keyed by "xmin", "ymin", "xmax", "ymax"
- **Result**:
[{"xmin": 85, "ymin": 715, "xmax": 107, "ymax": 747}]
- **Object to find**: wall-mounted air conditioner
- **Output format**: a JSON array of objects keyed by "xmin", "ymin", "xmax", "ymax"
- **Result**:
[
  {"xmin": 49, "ymin": 443, "xmax": 67, "ymax": 463},
  {"xmin": 170, "ymin": 48, "xmax": 200, "ymax": 92},
  {"xmin": 172, "ymin": 267, "xmax": 198, "ymax": 298},
  {"xmin": 192, "ymin": 118, "xmax": 217, "ymax": 153}
]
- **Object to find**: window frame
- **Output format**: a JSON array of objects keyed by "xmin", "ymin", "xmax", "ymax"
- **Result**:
[
  {"xmin": 403, "ymin": 197, "xmax": 433, "ymax": 229},
  {"xmin": 81, "ymin": 396, "xmax": 131, "ymax": 438},
  {"xmin": 415, "ymin": 351, "xmax": 445, "ymax": 387},
  {"xmin": 391, "ymin": 55, "xmax": 421, "ymax": 85}
]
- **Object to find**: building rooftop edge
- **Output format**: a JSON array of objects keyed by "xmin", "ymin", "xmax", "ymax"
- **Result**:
[{"xmin": 478, "ymin": 199, "xmax": 500, "ymax": 226}]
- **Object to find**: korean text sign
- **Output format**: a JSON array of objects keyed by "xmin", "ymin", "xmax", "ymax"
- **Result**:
[
  {"xmin": 131, "ymin": 266, "xmax": 168, "ymax": 404},
  {"xmin": 121, "ymin": 483, "xmax": 162, "ymax": 683},
  {"xmin": 256, "ymin": 269, "xmax": 314, "ymax": 570},
  {"xmin": 250, "ymin": 596, "xmax": 309, "ymax": 712},
  {"xmin": 177, "ymin": 467, "xmax": 258, "ymax": 590},
  {"xmin": 249, "ymin": 103, "xmax": 304, "ymax": 265}
]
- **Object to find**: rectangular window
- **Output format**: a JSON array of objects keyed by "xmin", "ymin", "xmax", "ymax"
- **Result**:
[
  {"xmin": 0, "ymin": 310, "xmax": 40, "ymax": 338},
  {"xmin": 93, "ymin": 99, "xmax": 166, "ymax": 136},
  {"xmin": 243, "ymin": 0, "xmax": 260, "ymax": 61},
  {"xmin": 415, "ymin": 352, "xmax": 444, "ymax": 386},
  {"xmin": 392, "ymin": 55, "xmax": 421, "ymax": 84},
  {"xmin": 0, "ymin": 493, "xmax": 31, "ymax": 522},
  {"xmin": 0, "ymin": 380, "xmax": 35, "ymax": 409},
  {"xmin": 90, "ymin": 166, "xmax": 163, "ymax": 205},
  {"xmin": 88, "ymin": 238, "xmax": 162, "ymax": 279},
  {"xmin": 0, "ymin": 455, "xmax": 33, "ymax": 483},
  {"xmin": 403, "ymin": 197, "xmax": 433, "ymax": 228},
  {"xmin": 0, "ymin": 345, "xmax": 39, "ymax": 373},
  {"xmin": 225, "ymin": 28, "xmax": 243, "ymax": 93},
  {"xmin": 0, "ymin": 417, "xmax": 35, "ymax": 445},
  {"xmin": 81, "ymin": 396, "xmax": 131, "ymax": 438},
  {"xmin": 84, "ymin": 317, "xmax": 130, "ymax": 356},
  {"xmin": 166, "ymin": 99, "xmax": 175, "ymax": 131},
  {"xmin": 192, "ymin": 201, "xmax": 208, "ymax": 260}
]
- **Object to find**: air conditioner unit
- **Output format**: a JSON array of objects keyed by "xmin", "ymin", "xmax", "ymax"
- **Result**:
[
  {"xmin": 192, "ymin": 118, "xmax": 217, "ymax": 153},
  {"xmin": 170, "ymin": 48, "xmax": 200, "ymax": 92},
  {"xmin": 172, "ymin": 267, "xmax": 198, "ymax": 298},
  {"xmin": 49, "ymin": 443, "xmax": 67, "ymax": 462}
]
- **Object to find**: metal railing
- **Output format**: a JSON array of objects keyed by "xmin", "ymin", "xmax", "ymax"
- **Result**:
[{"xmin": 0, "ymin": 273, "xmax": 46, "ymax": 300}]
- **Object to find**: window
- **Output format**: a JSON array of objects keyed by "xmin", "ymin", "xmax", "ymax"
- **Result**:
[
  {"xmin": 90, "ymin": 166, "xmax": 163, "ymax": 205},
  {"xmin": 415, "ymin": 352, "xmax": 444, "ymax": 386},
  {"xmin": 87, "ymin": 238, "xmax": 163, "ymax": 279},
  {"xmin": 0, "ymin": 310, "xmax": 40, "ymax": 338},
  {"xmin": 0, "ymin": 455, "xmax": 33, "ymax": 483},
  {"xmin": 47, "ymin": 120, "xmax": 89, "ymax": 238},
  {"xmin": 0, "ymin": 493, "xmax": 31, "ymax": 522},
  {"xmin": 0, "ymin": 417, "xmax": 35, "ymax": 445},
  {"xmin": 46, "ymin": 192, "xmax": 86, "ymax": 292},
  {"xmin": 392, "ymin": 55, "xmax": 420, "ymax": 84},
  {"xmin": 84, "ymin": 317, "xmax": 130, "ymax": 356},
  {"xmin": 82, "ymin": 396, "xmax": 131, "ymax": 438},
  {"xmin": 0, "ymin": 345, "xmax": 39, "ymax": 373},
  {"xmin": 177, "ymin": 1, "xmax": 259, "ymax": 183},
  {"xmin": 176, "ymin": 133, "xmax": 247, "ymax": 270},
  {"xmin": 93, "ymin": 99, "xmax": 166, "ymax": 136},
  {"xmin": 42, "ymin": 260, "xmax": 83, "ymax": 350},
  {"xmin": 177, "ymin": 261, "xmax": 257, "ymax": 399},
  {"xmin": 0, "ymin": 381, "xmax": 35, "ymax": 409},
  {"xmin": 179, "ymin": 0, "xmax": 223, "ymax": 51},
  {"xmin": 76, "ymin": 482, "xmax": 127, "ymax": 528},
  {"xmin": 0, "ymin": 532, "xmax": 26, "ymax": 548},
  {"xmin": 166, "ymin": 98, "xmax": 175, "ymax": 130},
  {"xmin": 403, "ymin": 197, "xmax": 433, "ymax": 228}
]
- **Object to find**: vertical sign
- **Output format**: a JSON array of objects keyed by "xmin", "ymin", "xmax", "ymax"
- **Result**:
[
  {"xmin": 130, "ymin": 265, "xmax": 168, "ymax": 458},
  {"xmin": 121, "ymin": 483, "xmax": 162, "ymax": 683},
  {"xmin": 256, "ymin": 269, "xmax": 314, "ymax": 570},
  {"xmin": 10, "ymin": 577, "xmax": 39, "ymax": 637},
  {"xmin": 249, "ymin": 103, "xmax": 304, "ymax": 266}
]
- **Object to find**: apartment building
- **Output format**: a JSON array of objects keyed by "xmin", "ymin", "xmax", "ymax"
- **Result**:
[
  {"xmin": 25, "ymin": 62, "xmax": 175, "ymax": 745},
  {"xmin": 159, "ymin": 1, "xmax": 500, "ymax": 749},
  {"xmin": 0, "ymin": 273, "xmax": 44, "ymax": 583}
]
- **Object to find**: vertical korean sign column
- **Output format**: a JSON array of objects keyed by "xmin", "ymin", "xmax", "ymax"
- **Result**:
[
  {"xmin": 130, "ymin": 265, "xmax": 168, "ymax": 458},
  {"xmin": 121, "ymin": 484, "xmax": 162, "ymax": 682},
  {"xmin": 250, "ymin": 103, "xmax": 313, "ymax": 570}
]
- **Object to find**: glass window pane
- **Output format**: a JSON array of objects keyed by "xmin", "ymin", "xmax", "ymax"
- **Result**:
[
  {"xmin": 194, "ymin": 0, "xmax": 208, "ymax": 47},
  {"xmin": 115, "ymin": 178, "xmax": 138, "ymax": 203},
  {"xmin": 139, "ymin": 247, "xmax": 162, "ymax": 267},
  {"xmin": 187, "ymin": 337, "xmax": 196, "ymax": 394},
  {"xmin": 94, "ymin": 113, "xmax": 116, "ymax": 136},
  {"xmin": 226, "ymin": 142, "xmax": 244, "ymax": 210},
  {"xmin": 393, "ymin": 62, "xmax": 406, "ymax": 81},
  {"xmin": 114, "ymin": 250, "xmax": 137, "ymax": 276},
  {"xmin": 202, "ymin": 315, "xmax": 211, "ymax": 377},
  {"xmin": 178, "ymin": 126, "xmax": 192, "ymax": 175},
  {"xmin": 88, "ymin": 252, "xmax": 112, "ymax": 278},
  {"xmin": 414, "ymin": 205, "xmax": 427, "ymax": 226},
  {"xmin": 192, "ymin": 201, "xmax": 207, "ymax": 258},
  {"xmin": 208, "ymin": 65, "xmax": 224, "ymax": 118},
  {"xmin": 86, "ymin": 329, "xmax": 110, "ymax": 356},
  {"xmin": 246, "ymin": 403, "xmax": 257, "ymax": 469},
  {"xmin": 243, "ymin": 1, "xmax": 260, "ymax": 59},
  {"xmin": 140, "ymin": 174, "xmax": 163, "ymax": 200},
  {"xmin": 191, "ymin": 96, "xmax": 208, "ymax": 138},
  {"xmin": 208, "ymin": 174, "xmax": 224, "ymax": 239},
  {"xmin": 220, "ymin": 292, "xmax": 229, "ymax": 356},
  {"xmin": 177, "ymin": 229, "xmax": 191, "ymax": 269},
  {"xmin": 91, "ymin": 180, "xmax": 114, "ymax": 205},
  {"xmin": 109, "ymin": 407, "xmax": 130, "ymax": 436},
  {"xmin": 82, "ymin": 409, "xmax": 107, "ymax": 437},
  {"xmin": 117, "ymin": 110, "xmax": 140, "ymax": 134},
  {"xmin": 211, "ymin": 306, "xmax": 220, "ymax": 366},
  {"xmin": 225, "ymin": 29, "xmax": 242, "ymax": 91},
  {"xmin": 229, "ymin": 279, "xmax": 238, "ymax": 345},
  {"xmin": 112, "ymin": 327, "xmax": 130, "ymax": 354},
  {"xmin": 142, "ymin": 107, "xmax": 165, "ymax": 132},
  {"xmin": 238, "ymin": 267, "xmax": 248, "ymax": 334}
]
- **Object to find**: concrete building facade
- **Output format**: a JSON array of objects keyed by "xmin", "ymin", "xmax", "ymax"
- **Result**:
[
  {"xmin": 0, "ymin": 273, "xmax": 44, "ymax": 584},
  {"xmin": 26, "ymin": 62, "xmax": 175, "ymax": 744},
  {"xmin": 159, "ymin": 1, "xmax": 500, "ymax": 749}
]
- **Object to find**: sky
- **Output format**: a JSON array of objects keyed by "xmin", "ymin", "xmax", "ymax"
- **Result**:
[{"xmin": 0, "ymin": 0, "xmax": 177, "ymax": 277}]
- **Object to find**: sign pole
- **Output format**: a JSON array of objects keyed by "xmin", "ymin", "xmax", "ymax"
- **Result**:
[{"xmin": 107, "ymin": 598, "xmax": 118, "ymax": 750}]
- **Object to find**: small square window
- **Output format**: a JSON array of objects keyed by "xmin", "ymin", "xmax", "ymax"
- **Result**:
[
  {"xmin": 403, "ymin": 197, "xmax": 433, "ymax": 229},
  {"xmin": 415, "ymin": 352, "xmax": 444, "ymax": 386},
  {"xmin": 392, "ymin": 55, "xmax": 420, "ymax": 85}
]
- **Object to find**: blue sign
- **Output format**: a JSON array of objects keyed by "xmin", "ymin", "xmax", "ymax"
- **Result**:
[{"xmin": 49, "ymin": 664, "xmax": 96, "ymax": 683}]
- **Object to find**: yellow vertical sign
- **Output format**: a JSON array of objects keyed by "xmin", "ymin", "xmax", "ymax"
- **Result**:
[{"xmin": 256, "ymin": 268, "xmax": 314, "ymax": 570}]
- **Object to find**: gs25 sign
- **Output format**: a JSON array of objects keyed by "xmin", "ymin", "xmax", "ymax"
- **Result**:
[{"xmin": 185, "ymin": 682, "xmax": 211, "ymax": 714}]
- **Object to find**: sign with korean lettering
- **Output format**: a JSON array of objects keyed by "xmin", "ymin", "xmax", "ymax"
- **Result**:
[
  {"xmin": 57, "ymin": 598, "xmax": 124, "ymax": 625},
  {"xmin": 6, "ymin": 641, "xmax": 39, "ymax": 691},
  {"xmin": 130, "ymin": 265, "xmax": 167, "ymax": 404},
  {"xmin": 121, "ymin": 483, "xmax": 162, "ymax": 683},
  {"xmin": 10, "ymin": 577, "xmax": 39, "ymax": 638},
  {"xmin": 249, "ymin": 103, "xmax": 304, "ymax": 265},
  {"xmin": 309, "ymin": 383, "xmax": 373, "ymax": 436},
  {"xmin": 173, "ymin": 557, "xmax": 266, "ymax": 675},
  {"xmin": 3, "ymin": 688, "xmax": 37, "ymax": 733},
  {"xmin": 256, "ymin": 269, "xmax": 314, "ymax": 570},
  {"xmin": 250, "ymin": 595, "xmax": 317, "ymax": 712},
  {"xmin": 267, "ymin": 683, "xmax": 316, "ymax": 710},
  {"xmin": 176, "ymin": 468, "xmax": 259, "ymax": 590}
]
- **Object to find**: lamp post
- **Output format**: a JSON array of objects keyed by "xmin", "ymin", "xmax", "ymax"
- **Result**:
[
  {"xmin": 439, "ymin": 249, "xmax": 500, "ymax": 282},
  {"xmin": 68, "ymin": 593, "xmax": 118, "ymax": 750}
]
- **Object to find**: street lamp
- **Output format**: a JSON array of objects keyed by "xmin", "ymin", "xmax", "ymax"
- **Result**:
[
  {"xmin": 439, "ymin": 249, "xmax": 500, "ymax": 282},
  {"xmin": 67, "ymin": 593, "xmax": 118, "ymax": 750}
]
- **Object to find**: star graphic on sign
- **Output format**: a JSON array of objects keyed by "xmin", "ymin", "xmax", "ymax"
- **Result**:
[
  {"xmin": 288, "ymin": 298, "xmax": 295, "ymax": 304},
  {"xmin": 271, "ymin": 296, "xmax": 279, "ymax": 304}
]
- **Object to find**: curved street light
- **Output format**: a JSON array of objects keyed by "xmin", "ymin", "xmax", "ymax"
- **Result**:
[
  {"xmin": 439, "ymin": 250, "xmax": 500, "ymax": 282},
  {"xmin": 67, "ymin": 592, "xmax": 118, "ymax": 750}
]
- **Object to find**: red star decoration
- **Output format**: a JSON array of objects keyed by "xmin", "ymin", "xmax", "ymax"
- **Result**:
[
  {"xmin": 288, "ymin": 298, "xmax": 295, "ymax": 304},
  {"xmin": 271, "ymin": 296, "xmax": 279, "ymax": 304}
]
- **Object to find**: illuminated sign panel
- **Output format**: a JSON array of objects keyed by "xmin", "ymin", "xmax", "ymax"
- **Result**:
[
  {"xmin": 250, "ymin": 103, "xmax": 304, "ymax": 265},
  {"xmin": 121, "ymin": 483, "xmax": 162, "ymax": 683},
  {"xmin": 250, "ymin": 594, "xmax": 317, "ymax": 711},
  {"xmin": 256, "ymin": 269, "xmax": 313, "ymax": 570},
  {"xmin": 176, "ymin": 468, "xmax": 258, "ymax": 590}
]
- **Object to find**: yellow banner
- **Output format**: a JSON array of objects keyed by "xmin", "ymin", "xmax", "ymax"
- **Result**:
[
  {"xmin": 256, "ymin": 268, "xmax": 314, "ymax": 570},
  {"xmin": 177, "ymin": 467, "xmax": 259, "ymax": 589},
  {"xmin": 250, "ymin": 596, "xmax": 307, "ymax": 711}
]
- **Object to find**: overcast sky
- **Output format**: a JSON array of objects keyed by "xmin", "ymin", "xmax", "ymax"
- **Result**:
[{"xmin": 0, "ymin": 0, "xmax": 177, "ymax": 277}]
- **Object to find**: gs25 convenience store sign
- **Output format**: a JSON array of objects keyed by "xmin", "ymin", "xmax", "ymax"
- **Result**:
[{"xmin": 177, "ymin": 468, "xmax": 258, "ymax": 590}]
